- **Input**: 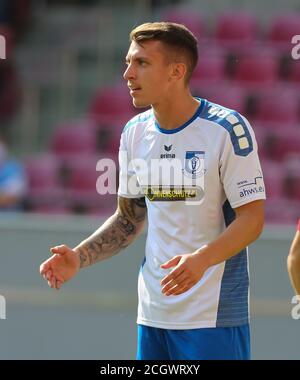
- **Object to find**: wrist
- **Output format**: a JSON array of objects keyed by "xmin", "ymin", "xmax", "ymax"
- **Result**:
[
  {"xmin": 73, "ymin": 246, "xmax": 85, "ymax": 269},
  {"xmin": 193, "ymin": 245, "xmax": 212, "ymax": 271}
]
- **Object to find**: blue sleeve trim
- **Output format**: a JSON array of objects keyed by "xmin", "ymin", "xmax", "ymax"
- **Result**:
[
  {"xmin": 122, "ymin": 111, "xmax": 153, "ymax": 134},
  {"xmin": 199, "ymin": 102, "xmax": 253, "ymax": 157}
]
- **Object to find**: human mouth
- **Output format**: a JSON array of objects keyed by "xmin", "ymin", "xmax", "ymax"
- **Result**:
[{"xmin": 129, "ymin": 86, "xmax": 142, "ymax": 95}]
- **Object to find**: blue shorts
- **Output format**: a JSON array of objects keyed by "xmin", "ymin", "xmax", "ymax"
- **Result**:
[{"xmin": 136, "ymin": 324, "xmax": 250, "ymax": 360}]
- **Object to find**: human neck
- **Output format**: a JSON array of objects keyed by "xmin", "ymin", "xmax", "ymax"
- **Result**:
[{"xmin": 152, "ymin": 90, "xmax": 200, "ymax": 131}]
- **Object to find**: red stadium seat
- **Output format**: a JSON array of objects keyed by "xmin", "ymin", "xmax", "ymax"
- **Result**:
[
  {"xmin": 258, "ymin": 128, "xmax": 300, "ymax": 161},
  {"xmin": 65, "ymin": 155, "xmax": 117, "ymax": 211},
  {"xmin": 260, "ymin": 160, "xmax": 284, "ymax": 199},
  {"xmin": 194, "ymin": 83, "xmax": 246, "ymax": 114},
  {"xmin": 234, "ymin": 55, "xmax": 279, "ymax": 87},
  {"xmin": 191, "ymin": 55, "xmax": 226, "ymax": 84},
  {"xmin": 270, "ymin": 14, "xmax": 300, "ymax": 44},
  {"xmin": 50, "ymin": 119, "xmax": 97, "ymax": 158},
  {"xmin": 89, "ymin": 83, "xmax": 135, "ymax": 123},
  {"xmin": 24, "ymin": 154, "xmax": 66, "ymax": 211},
  {"xmin": 215, "ymin": 12, "xmax": 258, "ymax": 44},
  {"xmin": 255, "ymin": 91, "xmax": 299, "ymax": 124},
  {"xmin": 282, "ymin": 154, "xmax": 300, "ymax": 200},
  {"xmin": 265, "ymin": 199, "xmax": 300, "ymax": 225},
  {"xmin": 159, "ymin": 8, "xmax": 204, "ymax": 41},
  {"xmin": 288, "ymin": 60, "xmax": 300, "ymax": 83},
  {"xmin": 25, "ymin": 154, "xmax": 61, "ymax": 190}
]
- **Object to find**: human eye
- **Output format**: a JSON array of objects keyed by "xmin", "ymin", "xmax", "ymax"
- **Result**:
[{"xmin": 138, "ymin": 59, "xmax": 148, "ymax": 66}]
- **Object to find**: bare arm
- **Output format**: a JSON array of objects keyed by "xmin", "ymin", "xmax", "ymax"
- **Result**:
[
  {"xmin": 40, "ymin": 196, "xmax": 147, "ymax": 289},
  {"xmin": 287, "ymin": 230, "xmax": 300, "ymax": 295},
  {"xmin": 75, "ymin": 196, "xmax": 147, "ymax": 268}
]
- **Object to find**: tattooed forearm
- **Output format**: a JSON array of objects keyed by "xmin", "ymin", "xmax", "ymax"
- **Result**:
[{"xmin": 75, "ymin": 196, "xmax": 147, "ymax": 268}]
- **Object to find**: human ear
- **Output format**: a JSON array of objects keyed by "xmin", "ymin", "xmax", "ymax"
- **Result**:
[{"xmin": 170, "ymin": 62, "xmax": 187, "ymax": 82}]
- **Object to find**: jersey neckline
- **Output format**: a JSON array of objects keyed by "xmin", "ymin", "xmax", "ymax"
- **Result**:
[{"xmin": 154, "ymin": 98, "xmax": 206, "ymax": 134}]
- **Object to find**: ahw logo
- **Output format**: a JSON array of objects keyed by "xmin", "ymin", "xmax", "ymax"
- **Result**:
[{"xmin": 164, "ymin": 145, "xmax": 172, "ymax": 151}]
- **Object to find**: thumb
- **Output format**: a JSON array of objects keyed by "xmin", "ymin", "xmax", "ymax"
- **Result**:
[
  {"xmin": 161, "ymin": 255, "xmax": 182, "ymax": 269},
  {"xmin": 50, "ymin": 245, "xmax": 70, "ymax": 256}
]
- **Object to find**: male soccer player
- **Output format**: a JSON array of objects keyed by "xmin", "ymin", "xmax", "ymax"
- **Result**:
[
  {"xmin": 40, "ymin": 22, "xmax": 265, "ymax": 360},
  {"xmin": 287, "ymin": 219, "xmax": 300, "ymax": 295}
]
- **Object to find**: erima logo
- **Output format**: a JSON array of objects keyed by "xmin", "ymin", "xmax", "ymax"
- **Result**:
[
  {"xmin": 161, "ymin": 144, "xmax": 175, "ymax": 158},
  {"xmin": 161, "ymin": 153, "xmax": 175, "ymax": 158}
]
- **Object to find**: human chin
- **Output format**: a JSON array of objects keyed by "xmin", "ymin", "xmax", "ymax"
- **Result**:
[{"xmin": 132, "ymin": 98, "xmax": 151, "ymax": 108}]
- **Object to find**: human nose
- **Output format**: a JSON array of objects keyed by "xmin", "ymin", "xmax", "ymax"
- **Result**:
[{"xmin": 123, "ymin": 64, "xmax": 136, "ymax": 81}]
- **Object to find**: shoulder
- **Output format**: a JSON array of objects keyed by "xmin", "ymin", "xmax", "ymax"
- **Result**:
[
  {"xmin": 122, "ymin": 109, "xmax": 154, "ymax": 135},
  {"xmin": 199, "ymin": 99, "xmax": 254, "ymax": 157}
]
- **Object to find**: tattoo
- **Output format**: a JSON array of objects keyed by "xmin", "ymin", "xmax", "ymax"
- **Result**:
[
  {"xmin": 117, "ymin": 215, "xmax": 135, "ymax": 235},
  {"xmin": 78, "ymin": 196, "xmax": 147, "ymax": 268},
  {"xmin": 79, "ymin": 248, "xmax": 88, "ymax": 268}
]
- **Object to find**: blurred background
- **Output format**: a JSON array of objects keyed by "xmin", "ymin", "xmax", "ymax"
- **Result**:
[{"xmin": 0, "ymin": 0, "xmax": 299, "ymax": 359}]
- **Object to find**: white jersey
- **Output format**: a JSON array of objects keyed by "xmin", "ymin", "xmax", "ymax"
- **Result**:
[{"xmin": 118, "ymin": 98, "xmax": 266, "ymax": 329}]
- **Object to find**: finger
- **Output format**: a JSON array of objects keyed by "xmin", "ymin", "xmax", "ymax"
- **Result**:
[
  {"xmin": 166, "ymin": 282, "xmax": 193, "ymax": 296},
  {"xmin": 50, "ymin": 276, "xmax": 57, "ymax": 289},
  {"xmin": 161, "ymin": 266, "xmax": 185, "ymax": 286},
  {"xmin": 45, "ymin": 270, "xmax": 52, "ymax": 281},
  {"xmin": 160, "ymin": 256, "xmax": 181, "ymax": 269},
  {"xmin": 40, "ymin": 262, "xmax": 50, "ymax": 275},
  {"xmin": 171, "ymin": 284, "xmax": 191, "ymax": 296},
  {"xmin": 56, "ymin": 280, "xmax": 63, "ymax": 290},
  {"xmin": 165, "ymin": 284, "xmax": 189, "ymax": 296},
  {"xmin": 161, "ymin": 272, "xmax": 189, "ymax": 294},
  {"xmin": 50, "ymin": 245, "xmax": 69, "ymax": 256}
]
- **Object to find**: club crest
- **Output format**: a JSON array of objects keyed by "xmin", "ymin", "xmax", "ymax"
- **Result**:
[{"xmin": 183, "ymin": 151, "xmax": 205, "ymax": 179}]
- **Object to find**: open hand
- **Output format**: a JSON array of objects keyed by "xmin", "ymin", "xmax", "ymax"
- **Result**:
[{"xmin": 40, "ymin": 245, "xmax": 80, "ymax": 290}]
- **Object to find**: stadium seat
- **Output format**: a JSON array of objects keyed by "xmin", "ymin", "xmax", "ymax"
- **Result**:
[
  {"xmin": 234, "ymin": 55, "xmax": 279, "ymax": 87},
  {"xmin": 25, "ymin": 154, "xmax": 61, "ymax": 190},
  {"xmin": 24, "ymin": 154, "xmax": 66, "ymax": 211},
  {"xmin": 193, "ymin": 83, "xmax": 246, "ymax": 114},
  {"xmin": 89, "ymin": 83, "xmax": 136, "ymax": 123},
  {"xmin": 50, "ymin": 119, "xmax": 97, "ymax": 158},
  {"xmin": 288, "ymin": 60, "xmax": 300, "ymax": 83},
  {"xmin": 215, "ymin": 12, "xmax": 258, "ymax": 44},
  {"xmin": 191, "ymin": 55, "xmax": 226, "ymax": 84},
  {"xmin": 159, "ymin": 8, "xmax": 204, "ymax": 41},
  {"xmin": 258, "ymin": 128, "xmax": 300, "ymax": 161},
  {"xmin": 270, "ymin": 14, "xmax": 300, "ymax": 45},
  {"xmin": 0, "ymin": 60, "xmax": 21, "ymax": 122},
  {"xmin": 260, "ymin": 160, "xmax": 284, "ymax": 199},
  {"xmin": 265, "ymin": 199, "xmax": 300, "ymax": 224},
  {"xmin": 282, "ymin": 154, "xmax": 300, "ymax": 200},
  {"xmin": 254, "ymin": 91, "xmax": 299, "ymax": 124},
  {"xmin": 65, "ymin": 154, "xmax": 117, "ymax": 211}
]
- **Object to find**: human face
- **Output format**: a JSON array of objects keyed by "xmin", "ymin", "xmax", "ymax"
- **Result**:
[{"xmin": 123, "ymin": 40, "xmax": 173, "ymax": 108}]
